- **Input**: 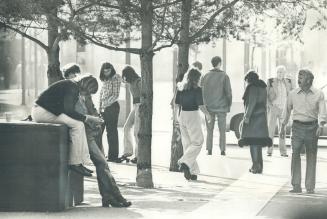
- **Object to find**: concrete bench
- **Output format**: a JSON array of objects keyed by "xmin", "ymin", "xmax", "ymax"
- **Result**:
[{"xmin": 0, "ymin": 122, "xmax": 84, "ymax": 212}]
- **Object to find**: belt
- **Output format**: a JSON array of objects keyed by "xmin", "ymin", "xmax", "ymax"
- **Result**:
[{"xmin": 293, "ymin": 120, "xmax": 318, "ymax": 125}]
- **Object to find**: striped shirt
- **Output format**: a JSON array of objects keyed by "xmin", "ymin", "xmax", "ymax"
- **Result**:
[{"xmin": 99, "ymin": 74, "xmax": 122, "ymax": 112}]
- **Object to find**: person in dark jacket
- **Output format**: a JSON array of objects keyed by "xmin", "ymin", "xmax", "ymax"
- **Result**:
[
  {"xmin": 238, "ymin": 70, "xmax": 272, "ymax": 174},
  {"xmin": 31, "ymin": 76, "xmax": 103, "ymax": 177}
]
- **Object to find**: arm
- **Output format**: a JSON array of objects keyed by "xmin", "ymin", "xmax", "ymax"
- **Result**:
[
  {"xmin": 243, "ymin": 86, "xmax": 257, "ymax": 123},
  {"xmin": 63, "ymin": 86, "xmax": 86, "ymax": 122},
  {"xmin": 318, "ymin": 91, "xmax": 327, "ymax": 127},
  {"xmin": 84, "ymin": 95, "xmax": 99, "ymax": 116},
  {"xmin": 280, "ymin": 93, "xmax": 293, "ymax": 138},
  {"xmin": 224, "ymin": 75, "xmax": 232, "ymax": 108}
]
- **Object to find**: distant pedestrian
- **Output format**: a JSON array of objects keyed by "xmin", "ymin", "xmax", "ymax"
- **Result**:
[
  {"xmin": 201, "ymin": 56, "xmax": 232, "ymax": 156},
  {"xmin": 280, "ymin": 69, "xmax": 326, "ymax": 194},
  {"xmin": 99, "ymin": 62, "xmax": 122, "ymax": 163},
  {"xmin": 267, "ymin": 65, "xmax": 293, "ymax": 157},
  {"xmin": 239, "ymin": 70, "xmax": 272, "ymax": 174},
  {"xmin": 118, "ymin": 66, "xmax": 141, "ymax": 164},
  {"xmin": 175, "ymin": 68, "xmax": 211, "ymax": 180}
]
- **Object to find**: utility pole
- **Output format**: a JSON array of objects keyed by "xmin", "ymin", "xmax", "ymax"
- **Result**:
[{"xmin": 21, "ymin": 36, "xmax": 26, "ymax": 105}]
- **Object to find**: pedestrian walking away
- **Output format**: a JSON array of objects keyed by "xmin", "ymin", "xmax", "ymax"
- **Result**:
[
  {"xmin": 238, "ymin": 70, "xmax": 272, "ymax": 174},
  {"xmin": 201, "ymin": 56, "xmax": 232, "ymax": 156},
  {"xmin": 267, "ymin": 65, "xmax": 293, "ymax": 157},
  {"xmin": 99, "ymin": 62, "xmax": 122, "ymax": 163},
  {"xmin": 175, "ymin": 68, "xmax": 211, "ymax": 180},
  {"xmin": 280, "ymin": 69, "xmax": 326, "ymax": 194}
]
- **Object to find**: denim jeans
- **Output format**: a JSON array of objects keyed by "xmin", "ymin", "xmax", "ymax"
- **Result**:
[
  {"xmin": 291, "ymin": 122, "xmax": 318, "ymax": 191},
  {"xmin": 87, "ymin": 132, "xmax": 126, "ymax": 203},
  {"xmin": 250, "ymin": 145, "xmax": 263, "ymax": 171},
  {"xmin": 101, "ymin": 102, "xmax": 120, "ymax": 159}
]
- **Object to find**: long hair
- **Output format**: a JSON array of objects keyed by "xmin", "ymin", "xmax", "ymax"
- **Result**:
[
  {"xmin": 242, "ymin": 70, "xmax": 266, "ymax": 101},
  {"xmin": 78, "ymin": 75, "xmax": 98, "ymax": 94},
  {"xmin": 99, "ymin": 62, "xmax": 116, "ymax": 81},
  {"xmin": 122, "ymin": 66, "xmax": 140, "ymax": 83},
  {"xmin": 184, "ymin": 68, "xmax": 201, "ymax": 90}
]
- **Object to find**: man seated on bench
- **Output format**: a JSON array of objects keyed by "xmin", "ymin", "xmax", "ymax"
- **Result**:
[{"xmin": 31, "ymin": 75, "xmax": 103, "ymax": 177}]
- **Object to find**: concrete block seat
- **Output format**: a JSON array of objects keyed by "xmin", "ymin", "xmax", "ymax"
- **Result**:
[{"xmin": 0, "ymin": 121, "xmax": 84, "ymax": 212}]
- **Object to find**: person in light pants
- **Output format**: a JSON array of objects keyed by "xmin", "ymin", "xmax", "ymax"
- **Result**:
[
  {"xmin": 118, "ymin": 66, "xmax": 142, "ymax": 164},
  {"xmin": 175, "ymin": 68, "xmax": 211, "ymax": 180}
]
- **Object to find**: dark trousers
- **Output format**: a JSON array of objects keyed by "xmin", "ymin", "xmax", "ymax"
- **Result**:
[
  {"xmin": 101, "ymin": 102, "xmax": 120, "ymax": 159},
  {"xmin": 250, "ymin": 145, "xmax": 263, "ymax": 171},
  {"xmin": 86, "ymin": 132, "xmax": 126, "ymax": 203},
  {"xmin": 291, "ymin": 122, "xmax": 318, "ymax": 191}
]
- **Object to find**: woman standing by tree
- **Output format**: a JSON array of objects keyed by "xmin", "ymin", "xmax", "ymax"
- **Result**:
[
  {"xmin": 175, "ymin": 68, "xmax": 211, "ymax": 180},
  {"xmin": 118, "ymin": 66, "xmax": 141, "ymax": 164},
  {"xmin": 238, "ymin": 70, "xmax": 272, "ymax": 174},
  {"xmin": 99, "ymin": 62, "xmax": 122, "ymax": 163}
]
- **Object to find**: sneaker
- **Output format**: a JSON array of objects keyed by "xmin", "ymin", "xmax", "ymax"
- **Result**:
[{"xmin": 221, "ymin": 151, "xmax": 226, "ymax": 156}]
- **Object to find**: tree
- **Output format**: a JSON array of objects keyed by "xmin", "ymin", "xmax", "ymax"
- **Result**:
[{"xmin": 0, "ymin": 0, "xmax": 95, "ymax": 85}]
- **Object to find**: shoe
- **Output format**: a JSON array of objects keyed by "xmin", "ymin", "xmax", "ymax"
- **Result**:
[
  {"xmin": 69, "ymin": 164, "xmax": 92, "ymax": 177},
  {"xmin": 82, "ymin": 165, "xmax": 94, "ymax": 173},
  {"xmin": 116, "ymin": 197, "xmax": 132, "ymax": 207},
  {"xmin": 207, "ymin": 150, "xmax": 212, "ymax": 155},
  {"xmin": 289, "ymin": 187, "xmax": 302, "ymax": 193},
  {"xmin": 221, "ymin": 151, "xmax": 226, "ymax": 156},
  {"xmin": 180, "ymin": 163, "xmax": 191, "ymax": 180},
  {"xmin": 102, "ymin": 198, "xmax": 125, "ymax": 208},
  {"xmin": 131, "ymin": 157, "xmax": 137, "ymax": 164},
  {"xmin": 249, "ymin": 168, "xmax": 258, "ymax": 174},
  {"xmin": 306, "ymin": 189, "xmax": 315, "ymax": 194},
  {"xmin": 267, "ymin": 153, "xmax": 272, "ymax": 157},
  {"xmin": 117, "ymin": 155, "xmax": 130, "ymax": 163},
  {"xmin": 281, "ymin": 154, "xmax": 289, "ymax": 157},
  {"xmin": 190, "ymin": 175, "xmax": 197, "ymax": 180},
  {"xmin": 107, "ymin": 158, "xmax": 123, "ymax": 163}
]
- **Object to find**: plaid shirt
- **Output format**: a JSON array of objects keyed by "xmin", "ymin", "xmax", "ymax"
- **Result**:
[{"xmin": 99, "ymin": 74, "xmax": 122, "ymax": 112}]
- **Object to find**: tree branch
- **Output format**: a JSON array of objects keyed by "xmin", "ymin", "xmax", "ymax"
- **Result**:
[
  {"xmin": 0, "ymin": 22, "xmax": 48, "ymax": 51},
  {"xmin": 153, "ymin": 0, "xmax": 183, "ymax": 9},
  {"xmin": 190, "ymin": 0, "xmax": 240, "ymax": 42}
]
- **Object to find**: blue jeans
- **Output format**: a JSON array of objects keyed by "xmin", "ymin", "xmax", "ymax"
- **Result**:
[
  {"xmin": 205, "ymin": 112, "xmax": 227, "ymax": 152},
  {"xmin": 291, "ymin": 122, "xmax": 318, "ymax": 191}
]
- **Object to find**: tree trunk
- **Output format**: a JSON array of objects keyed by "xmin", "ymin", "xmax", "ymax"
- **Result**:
[
  {"xmin": 169, "ymin": 0, "xmax": 192, "ymax": 172},
  {"xmin": 46, "ymin": 12, "xmax": 63, "ymax": 86},
  {"xmin": 136, "ymin": 0, "xmax": 154, "ymax": 188}
]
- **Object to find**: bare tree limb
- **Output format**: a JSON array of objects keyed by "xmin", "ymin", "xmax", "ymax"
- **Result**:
[
  {"xmin": 153, "ymin": 0, "xmax": 183, "ymax": 9},
  {"xmin": 0, "ymin": 22, "xmax": 48, "ymax": 51}
]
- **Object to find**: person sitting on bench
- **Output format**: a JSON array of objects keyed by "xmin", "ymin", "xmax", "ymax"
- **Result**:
[{"xmin": 31, "ymin": 75, "xmax": 103, "ymax": 177}]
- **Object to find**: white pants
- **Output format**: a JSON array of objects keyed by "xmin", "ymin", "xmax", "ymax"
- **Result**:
[
  {"xmin": 123, "ymin": 103, "xmax": 140, "ymax": 157},
  {"xmin": 178, "ymin": 110, "xmax": 204, "ymax": 175},
  {"xmin": 267, "ymin": 105, "xmax": 287, "ymax": 155},
  {"xmin": 31, "ymin": 105, "xmax": 90, "ymax": 165}
]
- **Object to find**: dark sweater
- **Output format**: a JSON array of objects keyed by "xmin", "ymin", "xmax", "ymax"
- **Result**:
[
  {"xmin": 35, "ymin": 80, "xmax": 86, "ymax": 121},
  {"xmin": 175, "ymin": 87, "xmax": 203, "ymax": 111}
]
